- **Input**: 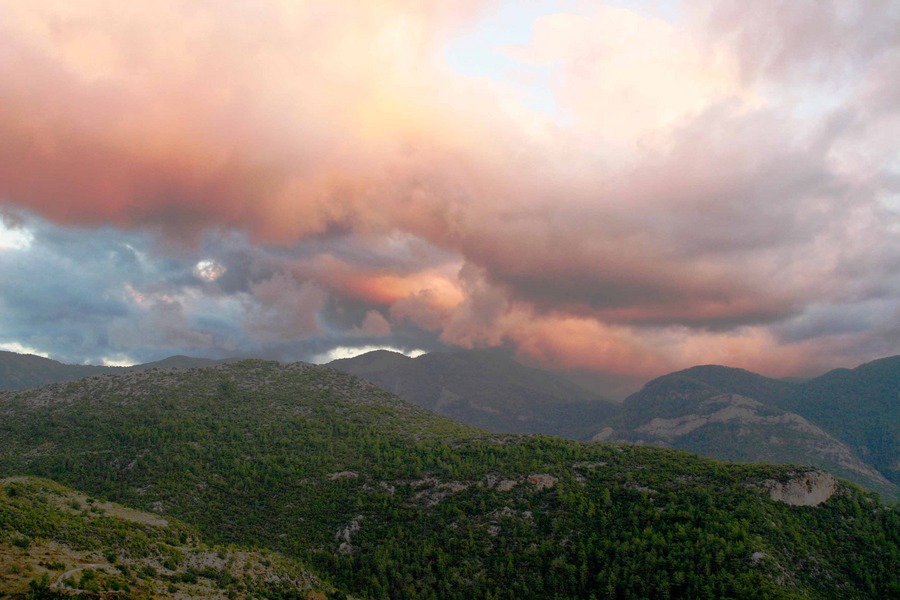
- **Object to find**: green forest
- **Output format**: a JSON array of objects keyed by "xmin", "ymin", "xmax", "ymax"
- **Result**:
[{"xmin": 1, "ymin": 361, "xmax": 898, "ymax": 599}]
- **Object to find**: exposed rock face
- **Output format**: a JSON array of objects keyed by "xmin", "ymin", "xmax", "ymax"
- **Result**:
[
  {"xmin": 598, "ymin": 393, "xmax": 893, "ymax": 494},
  {"xmin": 526, "ymin": 473, "xmax": 558, "ymax": 490},
  {"xmin": 496, "ymin": 479, "xmax": 517, "ymax": 492},
  {"xmin": 335, "ymin": 515, "xmax": 363, "ymax": 554},
  {"xmin": 591, "ymin": 427, "xmax": 616, "ymax": 442},
  {"xmin": 633, "ymin": 395, "xmax": 806, "ymax": 438},
  {"xmin": 764, "ymin": 471, "xmax": 838, "ymax": 506}
]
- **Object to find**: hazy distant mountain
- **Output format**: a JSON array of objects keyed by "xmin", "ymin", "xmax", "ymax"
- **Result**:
[
  {"xmin": 0, "ymin": 351, "xmax": 229, "ymax": 390},
  {"xmin": 330, "ymin": 348, "xmax": 620, "ymax": 438},
  {"xmin": 2, "ymin": 360, "xmax": 897, "ymax": 599},
  {"xmin": 0, "ymin": 350, "xmax": 119, "ymax": 389},
  {"xmin": 593, "ymin": 357, "xmax": 900, "ymax": 499},
  {"xmin": 132, "ymin": 354, "xmax": 231, "ymax": 371}
]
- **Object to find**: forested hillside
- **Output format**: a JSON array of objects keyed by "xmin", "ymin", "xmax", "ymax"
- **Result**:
[
  {"xmin": 594, "ymin": 357, "xmax": 900, "ymax": 499},
  {"xmin": 4, "ymin": 348, "xmax": 897, "ymax": 501},
  {"xmin": 1, "ymin": 361, "xmax": 897, "ymax": 599},
  {"xmin": 784, "ymin": 356, "xmax": 900, "ymax": 487}
]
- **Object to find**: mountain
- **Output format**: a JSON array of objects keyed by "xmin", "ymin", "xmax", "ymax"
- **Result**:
[
  {"xmin": 594, "ymin": 358, "xmax": 900, "ymax": 499},
  {"xmin": 130, "ymin": 355, "xmax": 230, "ymax": 371},
  {"xmin": 0, "ymin": 351, "xmax": 229, "ymax": 391},
  {"xmin": 0, "ymin": 476, "xmax": 337, "ymax": 598},
  {"xmin": 329, "ymin": 348, "xmax": 620, "ymax": 438},
  {"xmin": 784, "ymin": 356, "xmax": 900, "ymax": 487},
  {"xmin": 330, "ymin": 350, "xmax": 900, "ymax": 498},
  {"xmin": 657, "ymin": 364, "xmax": 799, "ymax": 406},
  {"xmin": 11, "ymin": 347, "xmax": 892, "ymax": 500},
  {"xmin": 1, "ymin": 361, "xmax": 898, "ymax": 599},
  {"xmin": 0, "ymin": 351, "xmax": 118, "ymax": 390}
]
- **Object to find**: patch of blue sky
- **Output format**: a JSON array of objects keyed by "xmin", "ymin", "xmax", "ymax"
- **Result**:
[
  {"xmin": 609, "ymin": 0, "xmax": 680, "ymax": 23},
  {"xmin": 443, "ymin": 1, "xmax": 680, "ymax": 116},
  {"xmin": 443, "ymin": 0, "xmax": 567, "ymax": 115}
]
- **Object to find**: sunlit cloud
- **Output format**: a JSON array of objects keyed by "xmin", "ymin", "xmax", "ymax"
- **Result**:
[
  {"xmin": 99, "ymin": 354, "xmax": 135, "ymax": 367},
  {"xmin": 194, "ymin": 259, "xmax": 226, "ymax": 282},
  {"xmin": 0, "ymin": 1, "xmax": 897, "ymax": 382},
  {"xmin": 0, "ymin": 341, "xmax": 49, "ymax": 358},
  {"xmin": 312, "ymin": 345, "xmax": 427, "ymax": 364},
  {"xmin": 0, "ymin": 220, "xmax": 33, "ymax": 251}
]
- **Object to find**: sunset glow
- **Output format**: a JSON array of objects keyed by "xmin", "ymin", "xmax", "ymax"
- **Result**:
[{"xmin": 1, "ymin": 0, "xmax": 897, "ymax": 390}]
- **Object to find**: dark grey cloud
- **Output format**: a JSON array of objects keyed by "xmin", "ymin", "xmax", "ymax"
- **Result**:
[
  {"xmin": 0, "ymin": 1, "xmax": 897, "ymax": 380},
  {"xmin": 0, "ymin": 210, "xmax": 447, "ymax": 365}
]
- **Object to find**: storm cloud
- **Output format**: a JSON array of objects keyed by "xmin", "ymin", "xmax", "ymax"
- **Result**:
[{"xmin": 0, "ymin": 0, "xmax": 898, "ymax": 387}]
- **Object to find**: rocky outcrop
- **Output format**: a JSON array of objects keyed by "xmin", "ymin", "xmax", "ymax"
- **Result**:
[
  {"xmin": 633, "ymin": 394, "xmax": 823, "ymax": 439},
  {"xmin": 764, "ymin": 471, "xmax": 838, "ymax": 506},
  {"xmin": 590, "ymin": 426, "xmax": 616, "ymax": 442},
  {"xmin": 597, "ymin": 393, "xmax": 892, "ymax": 494},
  {"xmin": 526, "ymin": 473, "xmax": 558, "ymax": 490}
]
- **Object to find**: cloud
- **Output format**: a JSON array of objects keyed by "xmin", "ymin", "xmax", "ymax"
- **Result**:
[
  {"xmin": 0, "ymin": 0, "xmax": 495, "ymax": 240},
  {"xmin": 688, "ymin": 0, "xmax": 900, "ymax": 86},
  {"xmin": 502, "ymin": 6, "xmax": 751, "ymax": 148},
  {"xmin": 0, "ymin": 214, "xmax": 34, "ymax": 250},
  {"xmin": 194, "ymin": 259, "xmax": 226, "ymax": 282},
  {"xmin": 0, "ymin": 1, "xmax": 898, "ymax": 382},
  {"xmin": 0, "ymin": 341, "xmax": 50, "ymax": 358},
  {"xmin": 241, "ymin": 273, "xmax": 327, "ymax": 343},
  {"xmin": 312, "ymin": 345, "xmax": 426, "ymax": 364}
]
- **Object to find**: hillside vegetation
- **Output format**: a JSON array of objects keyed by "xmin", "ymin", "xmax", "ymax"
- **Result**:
[
  {"xmin": 329, "ymin": 350, "xmax": 899, "ymax": 499},
  {"xmin": 783, "ymin": 357, "xmax": 900, "ymax": 487},
  {"xmin": 594, "ymin": 358, "xmax": 900, "ymax": 499},
  {"xmin": 4, "ymin": 349, "xmax": 896, "ymax": 501},
  {"xmin": 597, "ymin": 373, "xmax": 898, "ymax": 499},
  {"xmin": 0, "ymin": 361, "xmax": 898, "ymax": 599},
  {"xmin": 0, "ymin": 476, "xmax": 334, "ymax": 598}
]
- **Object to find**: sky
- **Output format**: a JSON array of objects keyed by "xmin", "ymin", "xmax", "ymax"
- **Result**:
[{"xmin": 0, "ymin": 0, "xmax": 898, "ymax": 393}]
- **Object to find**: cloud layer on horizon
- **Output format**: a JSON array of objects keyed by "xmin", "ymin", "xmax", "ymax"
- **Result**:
[{"xmin": 0, "ymin": 0, "xmax": 898, "ymax": 390}]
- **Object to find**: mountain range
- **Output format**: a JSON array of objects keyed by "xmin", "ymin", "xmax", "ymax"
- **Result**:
[
  {"xmin": 597, "ymin": 365, "xmax": 897, "ymax": 499},
  {"xmin": 1, "ymin": 359, "xmax": 897, "ymax": 598},
  {"xmin": 329, "ymin": 350, "xmax": 899, "ymax": 500},
  {"xmin": 2, "ymin": 349, "xmax": 898, "ymax": 500},
  {"xmin": 329, "ymin": 348, "xmax": 619, "ymax": 439},
  {"xmin": 0, "ymin": 351, "xmax": 227, "ymax": 391}
]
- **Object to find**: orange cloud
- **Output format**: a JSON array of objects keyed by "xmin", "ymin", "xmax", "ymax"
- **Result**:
[{"xmin": 1, "ymin": 1, "xmax": 897, "ymax": 380}]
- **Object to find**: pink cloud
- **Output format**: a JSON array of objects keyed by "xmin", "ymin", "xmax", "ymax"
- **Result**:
[
  {"xmin": 1, "ymin": 1, "xmax": 898, "ymax": 378},
  {"xmin": 242, "ymin": 273, "xmax": 326, "ymax": 342}
]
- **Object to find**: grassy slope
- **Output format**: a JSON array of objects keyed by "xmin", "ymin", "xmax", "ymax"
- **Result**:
[{"xmin": 0, "ymin": 476, "xmax": 334, "ymax": 598}]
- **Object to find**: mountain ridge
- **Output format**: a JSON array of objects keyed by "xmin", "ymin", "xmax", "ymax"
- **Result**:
[
  {"xmin": 329, "ymin": 348, "xmax": 619, "ymax": 439},
  {"xmin": 2, "ymin": 349, "xmax": 897, "ymax": 497},
  {"xmin": 0, "ymin": 351, "xmax": 236, "ymax": 391},
  {"xmin": 598, "ymin": 356, "xmax": 900, "ymax": 498},
  {"xmin": 1, "ymin": 359, "xmax": 898, "ymax": 599}
]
